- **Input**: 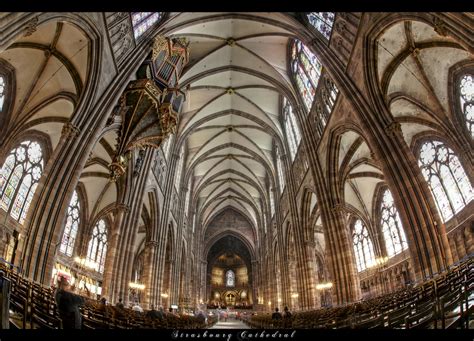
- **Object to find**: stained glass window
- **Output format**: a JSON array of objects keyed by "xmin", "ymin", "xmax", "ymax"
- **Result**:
[
  {"xmin": 263, "ymin": 210, "xmax": 267, "ymax": 233},
  {"xmin": 269, "ymin": 187, "xmax": 275, "ymax": 218},
  {"xmin": 380, "ymin": 189, "xmax": 408, "ymax": 257},
  {"xmin": 226, "ymin": 270, "xmax": 235, "ymax": 287},
  {"xmin": 174, "ymin": 145, "xmax": 185, "ymax": 192},
  {"xmin": 459, "ymin": 74, "xmax": 474, "ymax": 137},
  {"xmin": 0, "ymin": 141, "xmax": 44, "ymax": 224},
  {"xmin": 352, "ymin": 219, "xmax": 376, "ymax": 272},
  {"xmin": 291, "ymin": 40, "xmax": 323, "ymax": 112},
  {"xmin": 418, "ymin": 140, "xmax": 473, "ymax": 222},
  {"xmin": 276, "ymin": 147, "xmax": 285, "ymax": 193},
  {"xmin": 131, "ymin": 12, "xmax": 163, "ymax": 39},
  {"xmin": 307, "ymin": 12, "xmax": 335, "ymax": 40},
  {"xmin": 283, "ymin": 98, "xmax": 302, "ymax": 161},
  {"xmin": 323, "ymin": 78, "xmax": 339, "ymax": 114},
  {"xmin": 0, "ymin": 75, "xmax": 5, "ymax": 112},
  {"xmin": 60, "ymin": 190, "xmax": 80, "ymax": 257},
  {"xmin": 87, "ymin": 219, "xmax": 108, "ymax": 273},
  {"xmin": 184, "ymin": 178, "xmax": 191, "ymax": 217}
]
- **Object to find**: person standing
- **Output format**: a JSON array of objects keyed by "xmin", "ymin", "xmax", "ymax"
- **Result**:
[
  {"xmin": 271, "ymin": 307, "xmax": 282, "ymax": 320},
  {"xmin": 282, "ymin": 306, "xmax": 292, "ymax": 328},
  {"xmin": 55, "ymin": 278, "xmax": 85, "ymax": 329}
]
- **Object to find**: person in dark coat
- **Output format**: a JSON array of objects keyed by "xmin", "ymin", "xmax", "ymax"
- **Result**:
[
  {"xmin": 55, "ymin": 278, "xmax": 85, "ymax": 329},
  {"xmin": 271, "ymin": 307, "xmax": 282, "ymax": 320},
  {"xmin": 146, "ymin": 304, "xmax": 163, "ymax": 319}
]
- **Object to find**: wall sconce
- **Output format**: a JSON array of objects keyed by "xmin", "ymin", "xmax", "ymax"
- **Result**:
[
  {"xmin": 277, "ymin": 298, "xmax": 282, "ymax": 302},
  {"xmin": 74, "ymin": 257, "xmax": 98, "ymax": 271},
  {"xmin": 129, "ymin": 282, "xmax": 145, "ymax": 290},
  {"xmin": 291, "ymin": 293, "xmax": 299, "ymax": 298},
  {"xmin": 316, "ymin": 282, "xmax": 333, "ymax": 290},
  {"xmin": 161, "ymin": 293, "xmax": 169, "ymax": 298}
]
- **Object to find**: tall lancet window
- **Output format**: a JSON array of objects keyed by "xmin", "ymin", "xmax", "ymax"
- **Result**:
[
  {"xmin": 283, "ymin": 98, "xmax": 302, "ymax": 161},
  {"xmin": 184, "ymin": 178, "xmax": 191, "ymax": 217},
  {"xmin": 276, "ymin": 147, "xmax": 285, "ymax": 193},
  {"xmin": 174, "ymin": 145, "xmax": 185, "ymax": 192},
  {"xmin": 307, "ymin": 12, "xmax": 335, "ymax": 40},
  {"xmin": 352, "ymin": 219, "xmax": 376, "ymax": 272},
  {"xmin": 418, "ymin": 140, "xmax": 473, "ymax": 222},
  {"xmin": 131, "ymin": 12, "xmax": 163, "ymax": 39},
  {"xmin": 0, "ymin": 75, "xmax": 5, "ymax": 111},
  {"xmin": 226, "ymin": 270, "xmax": 235, "ymax": 287},
  {"xmin": 60, "ymin": 190, "xmax": 81, "ymax": 256},
  {"xmin": 459, "ymin": 74, "xmax": 473, "ymax": 137},
  {"xmin": 0, "ymin": 140, "xmax": 44, "ymax": 224},
  {"xmin": 269, "ymin": 187, "xmax": 275, "ymax": 218},
  {"xmin": 380, "ymin": 189, "xmax": 408, "ymax": 257},
  {"xmin": 291, "ymin": 40, "xmax": 323, "ymax": 112},
  {"xmin": 87, "ymin": 219, "xmax": 108, "ymax": 273}
]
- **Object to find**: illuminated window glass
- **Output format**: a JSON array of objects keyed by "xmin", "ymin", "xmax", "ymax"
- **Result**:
[
  {"xmin": 283, "ymin": 98, "xmax": 302, "ymax": 160},
  {"xmin": 307, "ymin": 12, "xmax": 335, "ymax": 40},
  {"xmin": 269, "ymin": 187, "xmax": 275, "ymax": 217},
  {"xmin": 459, "ymin": 74, "xmax": 474, "ymax": 137},
  {"xmin": 291, "ymin": 40, "xmax": 323, "ymax": 112},
  {"xmin": 381, "ymin": 190, "xmax": 408, "ymax": 257},
  {"xmin": 60, "ymin": 190, "xmax": 80, "ymax": 257},
  {"xmin": 418, "ymin": 140, "xmax": 473, "ymax": 222},
  {"xmin": 0, "ymin": 75, "xmax": 5, "ymax": 111},
  {"xmin": 174, "ymin": 145, "xmax": 185, "ymax": 192},
  {"xmin": 352, "ymin": 219, "xmax": 376, "ymax": 272},
  {"xmin": 131, "ymin": 12, "xmax": 163, "ymax": 39},
  {"xmin": 226, "ymin": 270, "xmax": 235, "ymax": 287},
  {"xmin": 276, "ymin": 147, "xmax": 285, "ymax": 193},
  {"xmin": 87, "ymin": 219, "xmax": 108, "ymax": 273},
  {"xmin": 0, "ymin": 140, "xmax": 44, "ymax": 224},
  {"xmin": 184, "ymin": 178, "xmax": 191, "ymax": 216}
]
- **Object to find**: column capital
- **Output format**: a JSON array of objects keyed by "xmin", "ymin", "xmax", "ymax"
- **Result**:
[
  {"xmin": 61, "ymin": 122, "xmax": 81, "ymax": 139},
  {"xmin": 432, "ymin": 16, "xmax": 448, "ymax": 36},
  {"xmin": 145, "ymin": 240, "xmax": 160, "ymax": 248},
  {"xmin": 384, "ymin": 121, "xmax": 403, "ymax": 138},
  {"xmin": 331, "ymin": 203, "xmax": 345, "ymax": 215},
  {"xmin": 114, "ymin": 203, "xmax": 130, "ymax": 213}
]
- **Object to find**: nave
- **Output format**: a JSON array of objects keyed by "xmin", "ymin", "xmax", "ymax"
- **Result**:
[{"xmin": 0, "ymin": 12, "xmax": 473, "ymax": 330}]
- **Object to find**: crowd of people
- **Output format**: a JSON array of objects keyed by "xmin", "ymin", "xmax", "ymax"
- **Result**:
[{"xmin": 53, "ymin": 277, "xmax": 214, "ymax": 329}]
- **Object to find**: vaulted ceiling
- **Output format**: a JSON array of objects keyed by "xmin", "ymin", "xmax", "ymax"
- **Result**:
[{"xmin": 161, "ymin": 13, "xmax": 302, "ymax": 234}]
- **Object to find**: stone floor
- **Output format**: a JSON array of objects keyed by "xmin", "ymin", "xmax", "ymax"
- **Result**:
[{"xmin": 209, "ymin": 319, "xmax": 249, "ymax": 329}]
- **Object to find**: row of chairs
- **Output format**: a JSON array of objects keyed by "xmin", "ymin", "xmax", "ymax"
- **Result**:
[
  {"xmin": 247, "ymin": 257, "xmax": 473, "ymax": 329},
  {"xmin": 1, "ymin": 263, "xmax": 209, "ymax": 329}
]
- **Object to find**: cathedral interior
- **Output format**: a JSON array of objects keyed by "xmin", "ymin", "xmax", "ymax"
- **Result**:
[{"xmin": 0, "ymin": 12, "xmax": 472, "ymax": 330}]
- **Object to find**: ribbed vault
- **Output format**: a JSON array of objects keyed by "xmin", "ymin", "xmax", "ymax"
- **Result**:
[{"xmin": 160, "ymin": 13, "xmax": 302, "ymax": 238}]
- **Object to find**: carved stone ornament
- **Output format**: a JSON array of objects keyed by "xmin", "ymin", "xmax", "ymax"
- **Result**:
[
  {"xmin": 61, "ymin": 122, "xmax": 80, "ymax": 138},
  {"xmin": 336, "ymin": 21, "xmax": 347, "ymax": 34},
  {"xmin": 332, "ymin": 203, "xmax": 345, "ymax": 214},
  {"xmin": 385, "ymin": 121, "xmax": 403, "ymax": 138},
  {"xmin": 433, "ymin": 17, "xmax": 448, "ymax": 37},
  {"xmin": 334, "ymin": 36, "xmax": 343, "ymax": 49},
  {"xmin": 24, "ymin": 16, "xmax": 39, "ymax": 37}
]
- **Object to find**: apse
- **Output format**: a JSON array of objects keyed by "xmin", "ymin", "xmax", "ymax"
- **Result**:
[{"xmin": 206, "ymin": 235, "xmax": 254, "ymax": 309}]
